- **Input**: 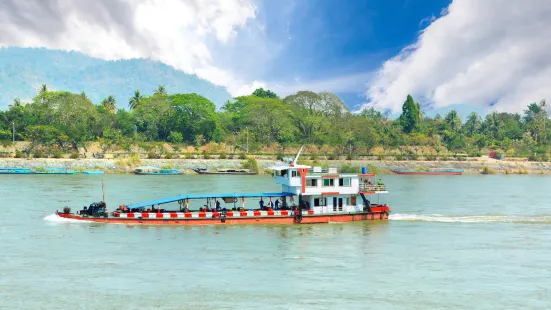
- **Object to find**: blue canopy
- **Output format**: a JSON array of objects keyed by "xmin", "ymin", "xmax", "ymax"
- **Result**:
[{"xmin": 127, "ymin": 192, "xmax": 295, "ymax": 209}]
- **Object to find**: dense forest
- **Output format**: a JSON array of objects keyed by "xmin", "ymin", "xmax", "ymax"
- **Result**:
[{"xmin": 0, "ymin": 84, "xmax": 549, "ymax": 161}]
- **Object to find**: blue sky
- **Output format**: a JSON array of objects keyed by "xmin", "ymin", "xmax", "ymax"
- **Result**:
[{"xmin": 1, "ymin": 0, "xmax": 549, "ymax": 118}]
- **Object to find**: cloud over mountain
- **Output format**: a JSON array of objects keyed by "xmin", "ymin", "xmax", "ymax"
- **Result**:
[
  {"xmin": 0, "ymin": 0, "xmax": 267, "ymax": 96},
  {"xmin": 364, "ymin": 0, "xmax": 551, "ymax": 114}
]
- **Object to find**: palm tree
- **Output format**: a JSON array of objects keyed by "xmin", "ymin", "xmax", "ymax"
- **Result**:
[
  {"xmin": 39, "ymin": 84, "xmax": 48, "ymax": 94},
  {"xmin": 38, "ymin": 84, "xmax": 48, "ymax": 103},
  {"xmin": 101, "ymin": 95, "xmax": 117, "ymax": 113},
  {"xmin": 9, "ymin": 98, "xmax": 22, "ymax": 109},
  {"xmin": 128, "ymin": 90, "xmax": 143, "ymax": 110},
  {"xmin": 444, "ymin": 109, "xmax": 461, "ymax": 132},
  {"xmin": 154, "ymin": 85, "xmax": 167, "ymax": 96}
]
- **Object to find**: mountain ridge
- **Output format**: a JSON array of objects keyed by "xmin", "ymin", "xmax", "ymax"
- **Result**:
[{"xmin": 0, "ymin": 47, "xmax": 232, "ymax": 109}]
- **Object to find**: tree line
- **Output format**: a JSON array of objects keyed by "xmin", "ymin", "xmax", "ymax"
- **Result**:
[{"xmin": 0, "ymin": 85, "xmax": 549, "ymax": 160}]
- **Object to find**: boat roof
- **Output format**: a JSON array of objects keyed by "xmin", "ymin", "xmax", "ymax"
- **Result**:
[
  {"xmin": 127, "ymin": 192, "xmax": 295, "ymax": 209},
  {"xmin": 268, "ymin": 164, "xmax": 311, "ymax": 171}
]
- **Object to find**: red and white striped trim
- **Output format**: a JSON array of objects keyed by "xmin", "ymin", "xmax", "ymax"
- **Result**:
[{"xmin": 112, "ymin": 208, "xmax": 384, "ymax": 219}]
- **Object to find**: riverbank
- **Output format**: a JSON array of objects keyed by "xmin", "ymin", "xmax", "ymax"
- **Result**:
[{"xmin": 0, "ymin": 157, "xmax": 549, "ymax": 174}]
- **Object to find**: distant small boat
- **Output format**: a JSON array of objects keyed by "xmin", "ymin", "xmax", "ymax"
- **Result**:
[
  {"xmin": 82, "ymin": 171, "xmax": 105, "ymax": 175},
  {"xmin": 0, "ymin": 168, "xmax": 33, "ymax": 175},
  {"xmin": 392, "ymin": 169, "xmax": 463, "ymax": 175},
  {"xmin": 192, "ymin": 168, "xmax": 258, "ymax": 175},
  {"xmin": 133, "ymin": 166, "xmax": 184, "ymax": 175},
  {"xmin": 33, "ymin": 167, "xmax": 79, "ymax": 175}
]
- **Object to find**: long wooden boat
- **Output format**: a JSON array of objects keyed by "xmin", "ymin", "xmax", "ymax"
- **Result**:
[
  {"xmin": 33, "ymin": 167, "xmax": 79, "ymax": 175},
  {"xmin": 133, "ymin": 166, "xmax": 184, "ymax": 175},
  {"xmin": 0, "ymin": 168, "xmax": 33, "ymax": 174},
  {"xmin": 192, "ymin": 168, "xmax": 258, "ymax": 175},
  {"xmin": 392, "ymin": 169, "xmax": 463, "ymax": 175},
  {"xmin": 54, "ymin": 148, "xmax": 390, "ymax": 225}
]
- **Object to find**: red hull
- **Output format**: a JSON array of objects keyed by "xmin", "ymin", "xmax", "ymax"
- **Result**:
[
  {"xmin": 392, "ymin": 171, "xmax": 462, "ymax": 175},
  {"xmin": 56, "ymin": 207, "xmax": 390, "ymax": 226}
]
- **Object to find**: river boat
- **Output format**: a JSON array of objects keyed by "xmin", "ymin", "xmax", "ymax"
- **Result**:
[
  {"xmin": 392, "ymin": 169, "xmax": 463, "ymax": 175},
  {"xmin": 33, "ymin": 167, "xmax": 79, "ymax": 175},
  {"xmin": 192, "ymin": 168, "xmax": 258, "ymax": 175},
  {"xmin": 55, "ymin": 148, "xmax": 390, "ymax": 225},
  {"xmin": 133, "ymin": 166, "xmax": 184, "ymax": 175},
  {"xmin": 0, "ymin": 168, "xmax": 33, "ymax": 174},
  {"xmin": 82, "ymin": 171, "xmax": 105, "ymax": 175}
]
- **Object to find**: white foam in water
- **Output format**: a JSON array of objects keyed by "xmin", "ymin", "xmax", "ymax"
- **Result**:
[
  {"xmin": 43, "ymin": 213, "xmax": 91, "ymax": 223},
  {"xmin": 389, "ymin": 213, "xmax": 551, "ymax": 224}
]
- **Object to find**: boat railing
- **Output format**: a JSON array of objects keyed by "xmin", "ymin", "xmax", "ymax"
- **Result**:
[{"xmin": 359, "ymin": 184, "xmax": 387, "ymax": 191}]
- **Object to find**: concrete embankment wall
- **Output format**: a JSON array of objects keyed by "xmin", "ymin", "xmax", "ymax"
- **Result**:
[{"xmin": 0, "ymin": 158, "xmax": 550, "ymax": 174}]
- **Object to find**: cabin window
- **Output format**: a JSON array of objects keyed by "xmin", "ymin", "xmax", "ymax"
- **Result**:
[
  {"xmin": 279, "ymin": 170, "xmax": 288, "ymax": 177},
  {"xmin": 323, "ymin": 179, "xmax": 334, "ymax": 187},
  {"xmin": 314, "ymin": 197, "xmax": 326, "ymax": 206},
  {"xmin": 291, "ymin": 170, "xmax": 298, "ymax": 177},
  {"xmin": 306, "ymin": 179, "xmax": 318, "ymax": 187},
  {"xmin": 338, "ymin": 178, "xmax": 351, "ymax": 187}
]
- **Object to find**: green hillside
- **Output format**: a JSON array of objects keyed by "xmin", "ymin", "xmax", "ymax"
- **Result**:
[{"xmin": 0, "ymin": 47, "xmax": 232, "ymax": 109}]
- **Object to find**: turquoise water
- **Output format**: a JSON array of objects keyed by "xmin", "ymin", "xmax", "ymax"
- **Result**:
[{"xmin": 1, "ymin": 174, "xmax": 551, "ymax": 309}]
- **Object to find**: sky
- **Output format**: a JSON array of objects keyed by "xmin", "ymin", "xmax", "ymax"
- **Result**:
[{"xmin": 0, "ymin": 0, "xmax": 550, "ymax": 117}]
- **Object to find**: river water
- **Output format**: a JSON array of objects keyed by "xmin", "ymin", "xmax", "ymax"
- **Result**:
[{"xmin": 0, "ymin": 174, "xmax": 550, "ymax": 309}]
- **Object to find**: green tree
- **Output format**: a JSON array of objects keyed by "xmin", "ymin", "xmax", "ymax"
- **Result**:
[
  {"xmin": 444, "ymin": 109, "xmax": 461, "ymax": 132},
  {"xmin": 155, "ymin": 85, "xmax": 167, "ymax": 96},
  {"xmin": 252, "ymin": 88, "xmax": 278, "ymax": 98},
  {"xmin": 462, "ymin": 112, "xmax": 482, "ymax": 136},
  {"xmin": 101, "ymin": 95, "xmax": 117, "ymax": 113},
  {"xmin": 128, "ymin": 90, "xmax": 144, "ymax": 110},
  {"xmin": 399, "ymin": 95, "xmax": 420, "ymax": 134},
  {"xmin": 523, "ymin": 100, "xmax": 547, "ymax": 144}
]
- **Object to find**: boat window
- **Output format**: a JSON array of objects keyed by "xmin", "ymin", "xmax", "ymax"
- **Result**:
[
  {"xmin": 306, "ymin": 179, "xmax": 318, "ymax": 187},
  {"xmin": 291, "ymin": 170, "xmax": 298, "ymax": 177},
  {"xmin": 323, "ymin": 179, "xmax": 334, "ymax": 187},
  {"xmin": 314, "ymin": 197, "xmax": 326, "ymax": 206},
  {"xmin": 338, "ymin": 178, "xmax": 351, "ymax": 187}
]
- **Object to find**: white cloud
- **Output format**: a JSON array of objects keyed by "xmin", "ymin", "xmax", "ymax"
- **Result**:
[
  {"xmin": 364, "ymin": 0, "xmax": 551, "ymax": 114},
  {"xmin": 0, "ymin": 0, "xmax": 266, "ymax": 96}
]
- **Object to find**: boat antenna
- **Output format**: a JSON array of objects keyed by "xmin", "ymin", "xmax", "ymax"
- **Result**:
[
  {"xmin": 102, "ymin": 177, "xmax": 106, "ymax": 203},
  {"xmin": 292, "ymin": 145, "xmax": 304, "ymax": 166}
]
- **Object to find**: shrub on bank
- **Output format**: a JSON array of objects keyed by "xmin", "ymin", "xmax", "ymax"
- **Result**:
[
  {"xmin": 480, "ymin": 166, "xmax": 496, "ymax": 174},
  {"xmin": 52, "ymin": 150, "xmax": 64, "ymax": 159},
  {"xmin": 33, "ymin": 150, "xmax": 44, "ymax": 158}
]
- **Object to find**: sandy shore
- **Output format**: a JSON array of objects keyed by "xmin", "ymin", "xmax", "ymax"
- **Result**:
[{"xmin": 0, "ymin": 157, "xmax": 549, "ymax": 174}]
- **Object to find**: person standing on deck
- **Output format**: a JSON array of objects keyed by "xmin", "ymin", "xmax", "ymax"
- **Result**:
[
  {"xmin": 275, "ymin": 199, "xmax": 280, "ymax": 210},
  {"xmin": 259, "ymin": 198, "xmax": 265, "ymax": 210},
  {"xmin": 215, "ymin": 199, "xmax": 221, "ymax": 211}
]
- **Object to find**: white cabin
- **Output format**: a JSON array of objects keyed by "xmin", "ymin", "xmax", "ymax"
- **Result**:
[{"xmin": 271, "ymin": 163, "xmax": 388, "ymax": 214}]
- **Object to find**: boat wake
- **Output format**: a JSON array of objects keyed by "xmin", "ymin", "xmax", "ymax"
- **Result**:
[
  {"xmin": 43, "ymin": 214, "xmax": 90, "ymax": 223},
  {"xmin": 389, "ymin": 213, "xmax": 551, "ymax": 224}
]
